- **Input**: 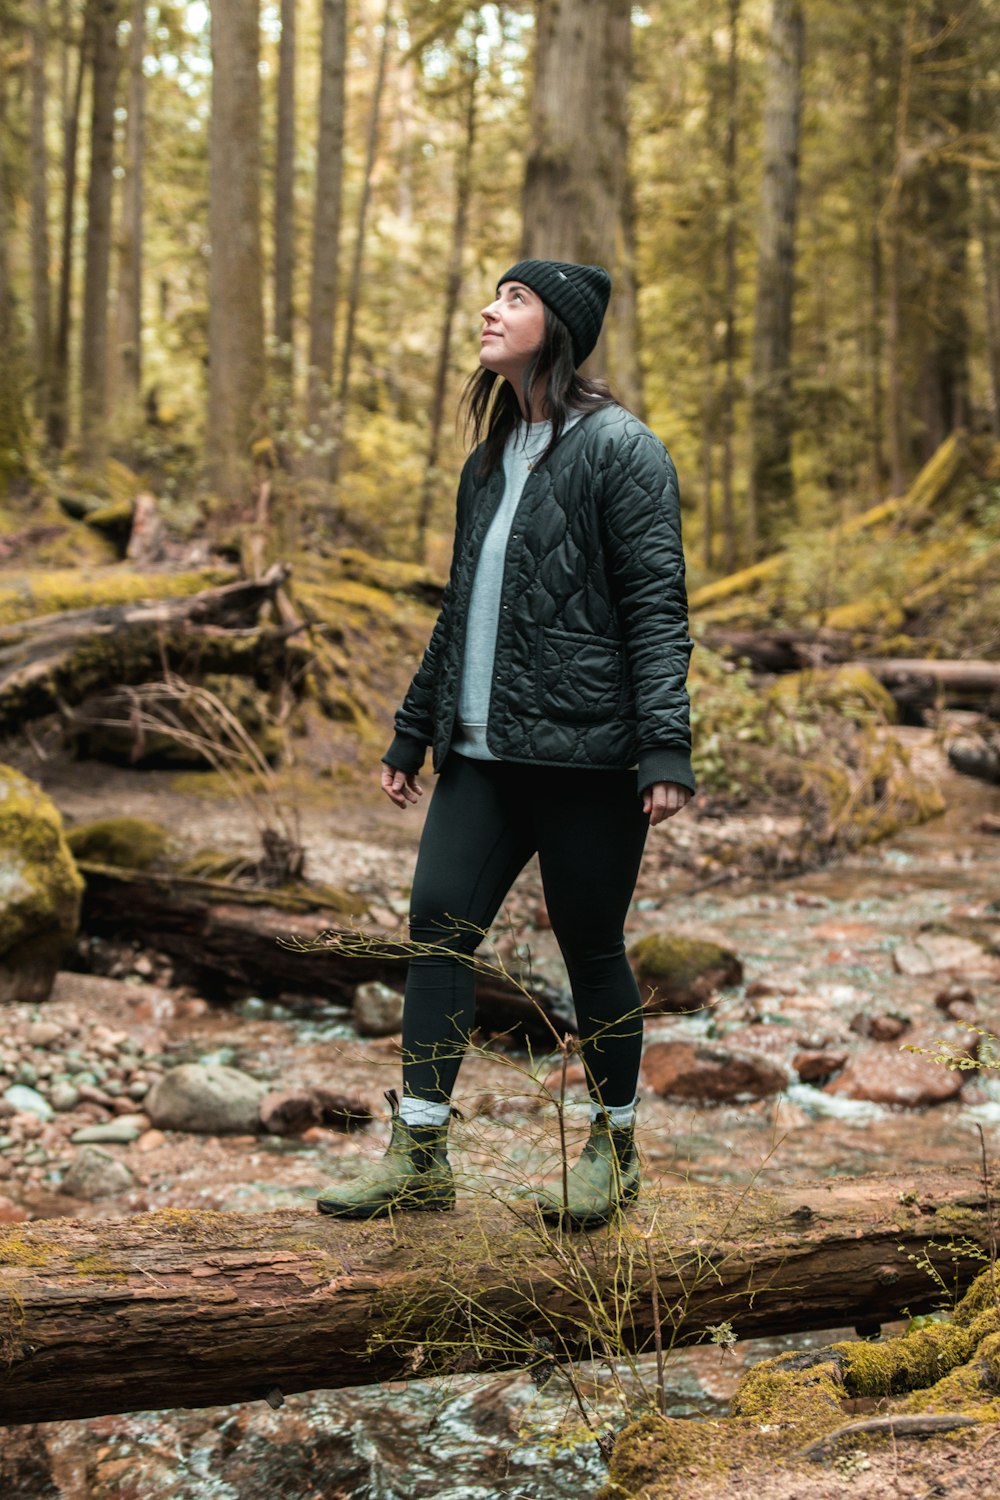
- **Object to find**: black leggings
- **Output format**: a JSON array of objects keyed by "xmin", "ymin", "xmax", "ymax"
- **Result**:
[{"xmin": 402, "ymin": 749, "xmax": 650, "ymax": 1108}]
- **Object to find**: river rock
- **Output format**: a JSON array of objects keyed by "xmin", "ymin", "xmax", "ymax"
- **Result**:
[
  {"xmin": 641, "ymin": 1042, "xmax": 788, "ymax": 1104},
  {"xmin": 792, "ymin": 1049, "xmax": 848, "ymax": 1084},
  {"xmin": 0, "ymin": 1194, "xmax": 28, "ymax": 1223},
  {"xmin": 310, "ymin": 1086, "xmax": 374, "ymax": 1130},
  {"xmin": 628, "ymin": 933, "xmax": 743, "ymax": 1012},
  {"xmin": 70, "ymin": 1120, "xmax": 142, "ymax": 1145},
  {"xmin": 26, "ymin": 1021, "xmax": 63, "ymax": 1047},
  {"xmin": 48, "ymin": 1082, "xmax": 81, "ymax": 1112},
  {"xmin": 259, "ymin": 1090, "xmax": 318, "ymax": 1136},
  {"xmin": 144, "ymin": 1063, "xmax": 267, "ymax": 1134},
  {"xmin": 61, "ymin": 1145, "xmax": 135, "ymax": 1199},
  {"xmin": 893, "ymin": 931, "xmax": 998, "ymax": 979},
  {"xmin": 824, "ymin": 1039, "xmax": 965, "ymax": 1108},
  {"xmin": 849, "ymin": 1011, "xmax": 911, "ymax": 1042},
  {"xmin": 0, "ymin": 764, "xmax": 84, "ymax": 1003},
  {"xmin": 3, "ymin": 1084, "xmax": 53, "ymax": 1121},
  {"xmin": 352, "ymin": 981, "xmax": 405, "ymax": 1037}
]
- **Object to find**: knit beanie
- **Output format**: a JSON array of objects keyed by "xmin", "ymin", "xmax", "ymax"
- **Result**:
[{"xmin": 496, "ymin": 259, "xmax": 611, "ymax": 366}]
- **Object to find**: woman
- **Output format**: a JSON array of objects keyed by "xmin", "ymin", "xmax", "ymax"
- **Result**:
[{"xmin": 317, "ymin": 258, "xmax": 695, "ymax": 1227}]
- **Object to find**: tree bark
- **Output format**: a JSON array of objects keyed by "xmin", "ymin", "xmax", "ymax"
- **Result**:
[
  {"xmin": 721, "ymin": 0, "xmax": 740, "ymax": 573},
  {"xmin": 79, "ymin": 0, "xmax": 121, "ymax": 462},
  {"xmin": 273, "ymin": 0, "xmax": 296, "ymax": 365},
  {"xmin": 746, "ymin": 0, "xmax": 804, "ymax": 557},
  {"xmin": 47, "ymin": 0, "xmax": 86, "ymax": 451},
  {"xmin": 109, "ymin": 0, "xmax": 144, "ymax": 410},
  {"xmin": 305, "ymin": 0, "xmax": 346, "ymax": 472},
  {"xmin": 207, "ymin": 0, "xmax": 266, "ymax": 502},
  {"xmin": 30, "ymin": 0, "xmax": 53, "ymax": 432},
  {"xmin": 0, "ymin": 1168, "xmax": 991, "ymax": 1422}
]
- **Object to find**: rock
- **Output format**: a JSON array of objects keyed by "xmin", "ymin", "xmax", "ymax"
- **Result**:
[
  {"xmin": 259, "ymin": 1090, "xmax": 318, "ymax": 1136},
  {"xmin": 934, "ymin": 984, "xmax": 977, "ymax": 1023},
  {"xmin": 352, "ymin": 981, "xmax": 405, "ymax": 1037},
  {"xmin": 2, "ymin": 1084, "xmax": 53, "ymax": 1121},
  {"xmin": 49, "ymin": 1082, "xmax": 80, "ymax": 1112},
  {"xmin": 628, "ymin": 933, "xmax": 743, "ymax": 1012},
  {"xmin": 849, "ymin": 1011, "xmax": 911, "ymax": 1042},
  {"xmin": 0, "ymin": 1194, "xmax": 28, "ymax": 1223},
  {"xmin": 144, "ymin": 1063, "xmax": 267, "ymax": 1134},
  {"xmin": 892, "ymin": 931, "xmax": 999, "ymax": 979},
  {"xmin": 310, "ymin": 1087, "xmax": 373, "ymax": 1130},
  {"xmin": 948, "ymin": 730, "xmax": 1000, "ymax": 785},
  {"xmin": 135, "ymin": 1129, "xmax": 166, "ymax": 1152},
  {"xmin": 641, "ymin": 1042, "xmax": 789, "ymax": 1104},
  {"xmin": 26, "ymin": 1021, "xmax": 63, "ymax": 1047},
  {"xmin": 70, "ymin": 1120, "xmax": 142, "ymax": 1144},
  {"xmin": 793, "ymin": 1049, "xmax": 848, "ymax": 1084},
  {"xmin": 540, "ymin": 1063, "xmax": 589, "ymax": 1095},
  {"xmin": 0, "ymin": 764, "xmax": 84, "ymax": 1002},
  {"xmin": 60, "ymin": 1145, "xmax": 135, "ymax": 1199},
  {"xmin": 825, "ymin": 1037, "xmax": 966, "ymax": 1108},
  {"xmin": 65, "ymin": 816, "xmax": 169, "ymax": 870}
]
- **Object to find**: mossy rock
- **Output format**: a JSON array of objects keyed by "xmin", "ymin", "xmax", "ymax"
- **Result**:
[
  {"xmin": 0, "ymin": 764, "xmax": 84, "ymax": 1003},
  {"xmin": 628, "ymin": 933, "xmax": 743, "ymax": 1011},
  {"xmin": 768, "ymin": 665, "xmax": 898, "ymax": 724},
  {"xmin": 66, "ymin": 817, "xmax": 169, "ymax": 871}
]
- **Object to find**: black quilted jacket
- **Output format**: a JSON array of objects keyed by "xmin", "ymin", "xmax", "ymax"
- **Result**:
[{"xmin": 383, "ymin": 403, "xmax": 695, "ymax": 796}]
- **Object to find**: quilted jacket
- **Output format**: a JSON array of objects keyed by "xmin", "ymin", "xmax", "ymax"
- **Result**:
[{"xmin": 383, "ymin": 403, "xmax": 696, "ymax": 796}]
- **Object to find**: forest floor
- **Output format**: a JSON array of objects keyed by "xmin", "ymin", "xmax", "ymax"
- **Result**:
[{"xmin": 2, "ymin": 714, "xmax": 1000, "ymax": 1498}]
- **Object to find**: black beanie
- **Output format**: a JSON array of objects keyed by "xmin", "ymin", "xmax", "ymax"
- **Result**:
[{"xmin": 496, "ymin": 259, "xmax": 611, "ymax": 366}]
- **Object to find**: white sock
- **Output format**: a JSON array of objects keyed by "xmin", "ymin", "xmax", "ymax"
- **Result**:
[
  {"xmin": 591, "ymin": 1098, "xmax": 637, "ymax": 1128},
  {"xmin": 399, "ymin": 1095, "xmax": 451, "ymax": 1128}
]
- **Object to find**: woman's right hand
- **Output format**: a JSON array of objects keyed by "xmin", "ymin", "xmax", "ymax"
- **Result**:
[{"xmin": 381, "ymin": 763, "xmax": 424, "ymax": 809}]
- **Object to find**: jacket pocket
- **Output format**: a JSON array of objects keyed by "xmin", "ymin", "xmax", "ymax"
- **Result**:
[{"xmin": 536, "ymin": 629, "xmax": 625, "ymax": 724}]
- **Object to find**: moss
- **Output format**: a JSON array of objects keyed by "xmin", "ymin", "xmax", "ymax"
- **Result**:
[
  {"xmin": 824, "ymin": 595, "xmax": 906, "ymax": 633},
  {"xmin": 731, "ymin": 1352, "xmax": 844, "ymax": 1434},
  {"xmin": 900, "ymin": 1329, "xmax": 1000, "ymax": 1419},
  {"xmin": 768, "ymin": 665, "xmax": 898, "ymax": 724},
  {"xmin": 833, "ymin": 1319, "xmax": 976, "ymax": 1397},
  {"xmin": 627, "ymin": 933, "xmax": 742, "ymax": 997},
  {"xmin": 0, "ymin": 764, "xmax": 83, "ymax": 972},
  {"xmin": 0, "ymin": 565, "xmax": 237, "ymax": 628},
  {"xmin": 66, "ymin": 816, "xmax": 169, "ymax": 871},
  {"xmin": 0, "ymin": 1230, "xmax": 59, "ymax": 1268}
]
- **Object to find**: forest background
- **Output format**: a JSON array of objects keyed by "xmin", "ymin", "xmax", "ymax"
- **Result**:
[{"xmin": 2, "ymin": 0, "xmax": 999, "ymax": 586}]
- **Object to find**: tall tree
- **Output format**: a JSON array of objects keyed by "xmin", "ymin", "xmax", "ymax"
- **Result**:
[
  {"xmin": 273, "ymin": 0, "xmax": 296, "ymax": 363},
  {"xmin": 745, "ymin": 0, "xmax": 804, "ymax": 556},
  {"xmin": 306, "ymin": 0, "xmax": 347, "ymax": 464},
  {"xmin": 110, "ymin": 0, "xmax": 145, "ymax": 410},
  {"xmin": 207, "ymin": 0, "xmax": 265, "ymax": 500},
  {"xmin": 80, "ymin": 0, "xmax": 121, "ymax": 461},
  {"xmin": 48, "ymin": 0, "xmax": 86, "ymax": 451},
  {"xmin": 720, "ymin": 0, "xmax": 741, "ymax": 571},
  {"xmin": 30, "ymin": 0, "xmax": 53, "ymax": 430},
  {"xmin": 521, "ymin": 0, "xmax": 638, "ymax": 393}
]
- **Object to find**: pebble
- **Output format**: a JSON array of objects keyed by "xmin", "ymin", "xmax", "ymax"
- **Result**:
[
  {"xmin": 26, "ymin": 1022, "xmax": 63, "ymax": 1047},
  {"xmin": 49, "ymin": 1082, "xmax": 80, "ymax": 1111},
  {"xmin": 70, "ymin": 1121, "xmax": 142, "ymax": 1145},
  {"xmin": 3, "ymin": 1084, "xmax": 53, "ymax": 1120}
]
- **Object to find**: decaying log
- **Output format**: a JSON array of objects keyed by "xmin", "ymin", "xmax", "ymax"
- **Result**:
[
  {"xmin": 0, "ymin": 1167, "xmax": 991, "ymax": 1423},
  {"xmin": 858, "ymin": 658, "xmax": 1000, "ymax": 710},
  {"xmin": 701, "ymin": 626, "xmax": 855, "ymax": 672},
  {"xmin": 0, "ymin": 563, "xmax": 303, "ymax": 732},
  {"xmin": 77, "ymin": 863, "xmax": 576, "ymax": 1040}
]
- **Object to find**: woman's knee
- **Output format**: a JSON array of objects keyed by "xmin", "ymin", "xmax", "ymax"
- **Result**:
[{"xmin": 408, "ymin": 910, "xmax": 484, "ymax": 957}]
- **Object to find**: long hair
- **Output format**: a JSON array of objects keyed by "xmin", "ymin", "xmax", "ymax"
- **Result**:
[{"xmin": 460, "ymin": 305, "xmax": 620, "ymax": 475}]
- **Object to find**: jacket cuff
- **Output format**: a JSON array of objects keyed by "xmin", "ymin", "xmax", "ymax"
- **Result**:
[
  {"xmin": 637, "ymin": 746, "xmax": 696, "ymax": 797},
  {"xmin": 382, "ymin": 732, "xmax": 428, "ymax": 775}
]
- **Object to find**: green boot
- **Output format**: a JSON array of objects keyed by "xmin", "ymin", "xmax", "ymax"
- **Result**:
[
  {"xmin": 316, "ymin": 1090, "xmax": 456, "ymax": 1218},
  {"xmin": 526, "ymin": 1114, "xmax": 640, "ymax": 1230}
]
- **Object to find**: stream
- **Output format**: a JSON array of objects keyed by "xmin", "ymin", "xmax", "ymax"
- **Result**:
[{"xmin": 3, "ymin": 731, "xmax": 1000, "ymax": 1499}]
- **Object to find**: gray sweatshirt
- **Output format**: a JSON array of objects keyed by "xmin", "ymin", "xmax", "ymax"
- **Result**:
[{"xmin": 452, "ymin": 416, "xmax": 580, "ymax": 760}]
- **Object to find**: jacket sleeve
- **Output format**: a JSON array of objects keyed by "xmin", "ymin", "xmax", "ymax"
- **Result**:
[
  {"xmin": 600, "ymin": 427, "xmax": 696, "ymax": 797},
  {"xmin": 382, "ymin": 472, "xmax": 467, "ymax": 775}
]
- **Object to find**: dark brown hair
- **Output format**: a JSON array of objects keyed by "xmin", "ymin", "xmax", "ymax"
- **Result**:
[{"xmin": 459, "ymin": 305, "xmax": 619, "ymax": 475}]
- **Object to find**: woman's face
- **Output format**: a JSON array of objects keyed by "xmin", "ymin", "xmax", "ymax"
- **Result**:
[{"xmin": 479, "ymin": 281, "xmax": 546, "ymax": 383}]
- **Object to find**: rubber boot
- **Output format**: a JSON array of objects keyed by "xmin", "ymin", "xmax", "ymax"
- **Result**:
[
  {"xmin": 527, "ymin": 1113, "xmax": 640, "ymax": 1230},
  {"xmin": 316, "ymin": 1089, "xmax": 456, "ymax": 1218}
]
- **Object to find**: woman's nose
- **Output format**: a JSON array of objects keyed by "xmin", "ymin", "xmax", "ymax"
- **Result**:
[{"xmin": 481, "ymin": 299, "xmax": 499, "ymax": 320}]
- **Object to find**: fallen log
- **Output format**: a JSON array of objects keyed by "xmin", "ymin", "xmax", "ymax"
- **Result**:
[
  {"xmin": 858, "ymin": 657, "xmax": 1000, "ymax": 710},
  {"xmin": 0, "ymin": 1167, "xmax": 991, "ymax": 1423},
  {"xmin": 0, "ymin": 563, "xmax": 303, "ymax": 732},
  {"xmin": 77, "ymin": 863, "xmax": 576, "ymax": 1040}
]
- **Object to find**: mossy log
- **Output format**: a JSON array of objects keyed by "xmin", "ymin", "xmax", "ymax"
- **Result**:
[
  {"xmin": 0, "ymin": 563, "xmax": 303, "ymax": 732},
  {"xmin": 858, "ymin": 657, "xmax": 1000, "ymax": 711},
  {"xmin": 77, "ymin": 862, "xmax": 576, "ymax": 1040},
  {"xmin": 0, "ymin": 1168, "xmax": 992, "ymax": 1423}
]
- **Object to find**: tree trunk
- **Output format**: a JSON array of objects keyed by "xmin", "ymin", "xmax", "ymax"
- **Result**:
[
  {"xmin": 30, "ymin": 0, "xmax": 53, "ymax": 432},
  {"xmin": 883, "ymin": 2, "xmax": 915, "ymax": 498},
  {"xmin": 521, "ymin": 0, "xmax": 633, "ymax": 383},
  {"xmin": 76, "ymin": 863, "xmax": 576, "ymax": 1040},
  {"xmin": 305, "ymin": 0, "xmax": 346, "ymax": 474},
  {"xmin": 207, "ymin": 0, "xmax": 266, "ymax": 503},
  {"xmin": 0, "ymin": 1168, "xmax": 991, "ymax": 1422},
  {"xmin": 79, "ymin": 0, "xmax": 121, "ymax": 462},
  {"xmin": 416, "ymin": 28, "xmax": 479, "ymax": 564},
  {"xmin": 745, "ymin": 0, "xmax": 804, "ymax": 557},
  {"xmin": 109, "ymin": 0, "xmax": 144, "ymax": 412},
  {"xmin": 333, "ymin": 0, "xmax": 393, "ymax": 449},
  {"xmin": 273, "ymin": 0, "xmax": 295, "ymax": 366},
  {"xmin": 864, "ymin": 31, "xmax": 887, "ymax": 502},
  {"xmin": 0, "ymin": 64, "xmax": 29, "ymax": 495},
  {"xmin": 721, "ymin": 0, "xmax": 740, "ymax": 574},
  {"xmin": 47, "ymin": 0, "xmax": 86, "ymax": 451},
  {"xmin": 978, "ymin": 166, "xmax": 1000, "ymax": 440}
]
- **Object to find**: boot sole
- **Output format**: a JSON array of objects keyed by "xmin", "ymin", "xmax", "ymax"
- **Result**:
[{"xmin": 316, "ymin": 1191, "xmax": 456, "ymax": 1219}]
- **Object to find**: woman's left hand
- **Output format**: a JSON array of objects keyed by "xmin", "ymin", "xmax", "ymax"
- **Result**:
[{"xmin": 642, "ymin": 781, "xmax": 693, "ymax": 826}]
